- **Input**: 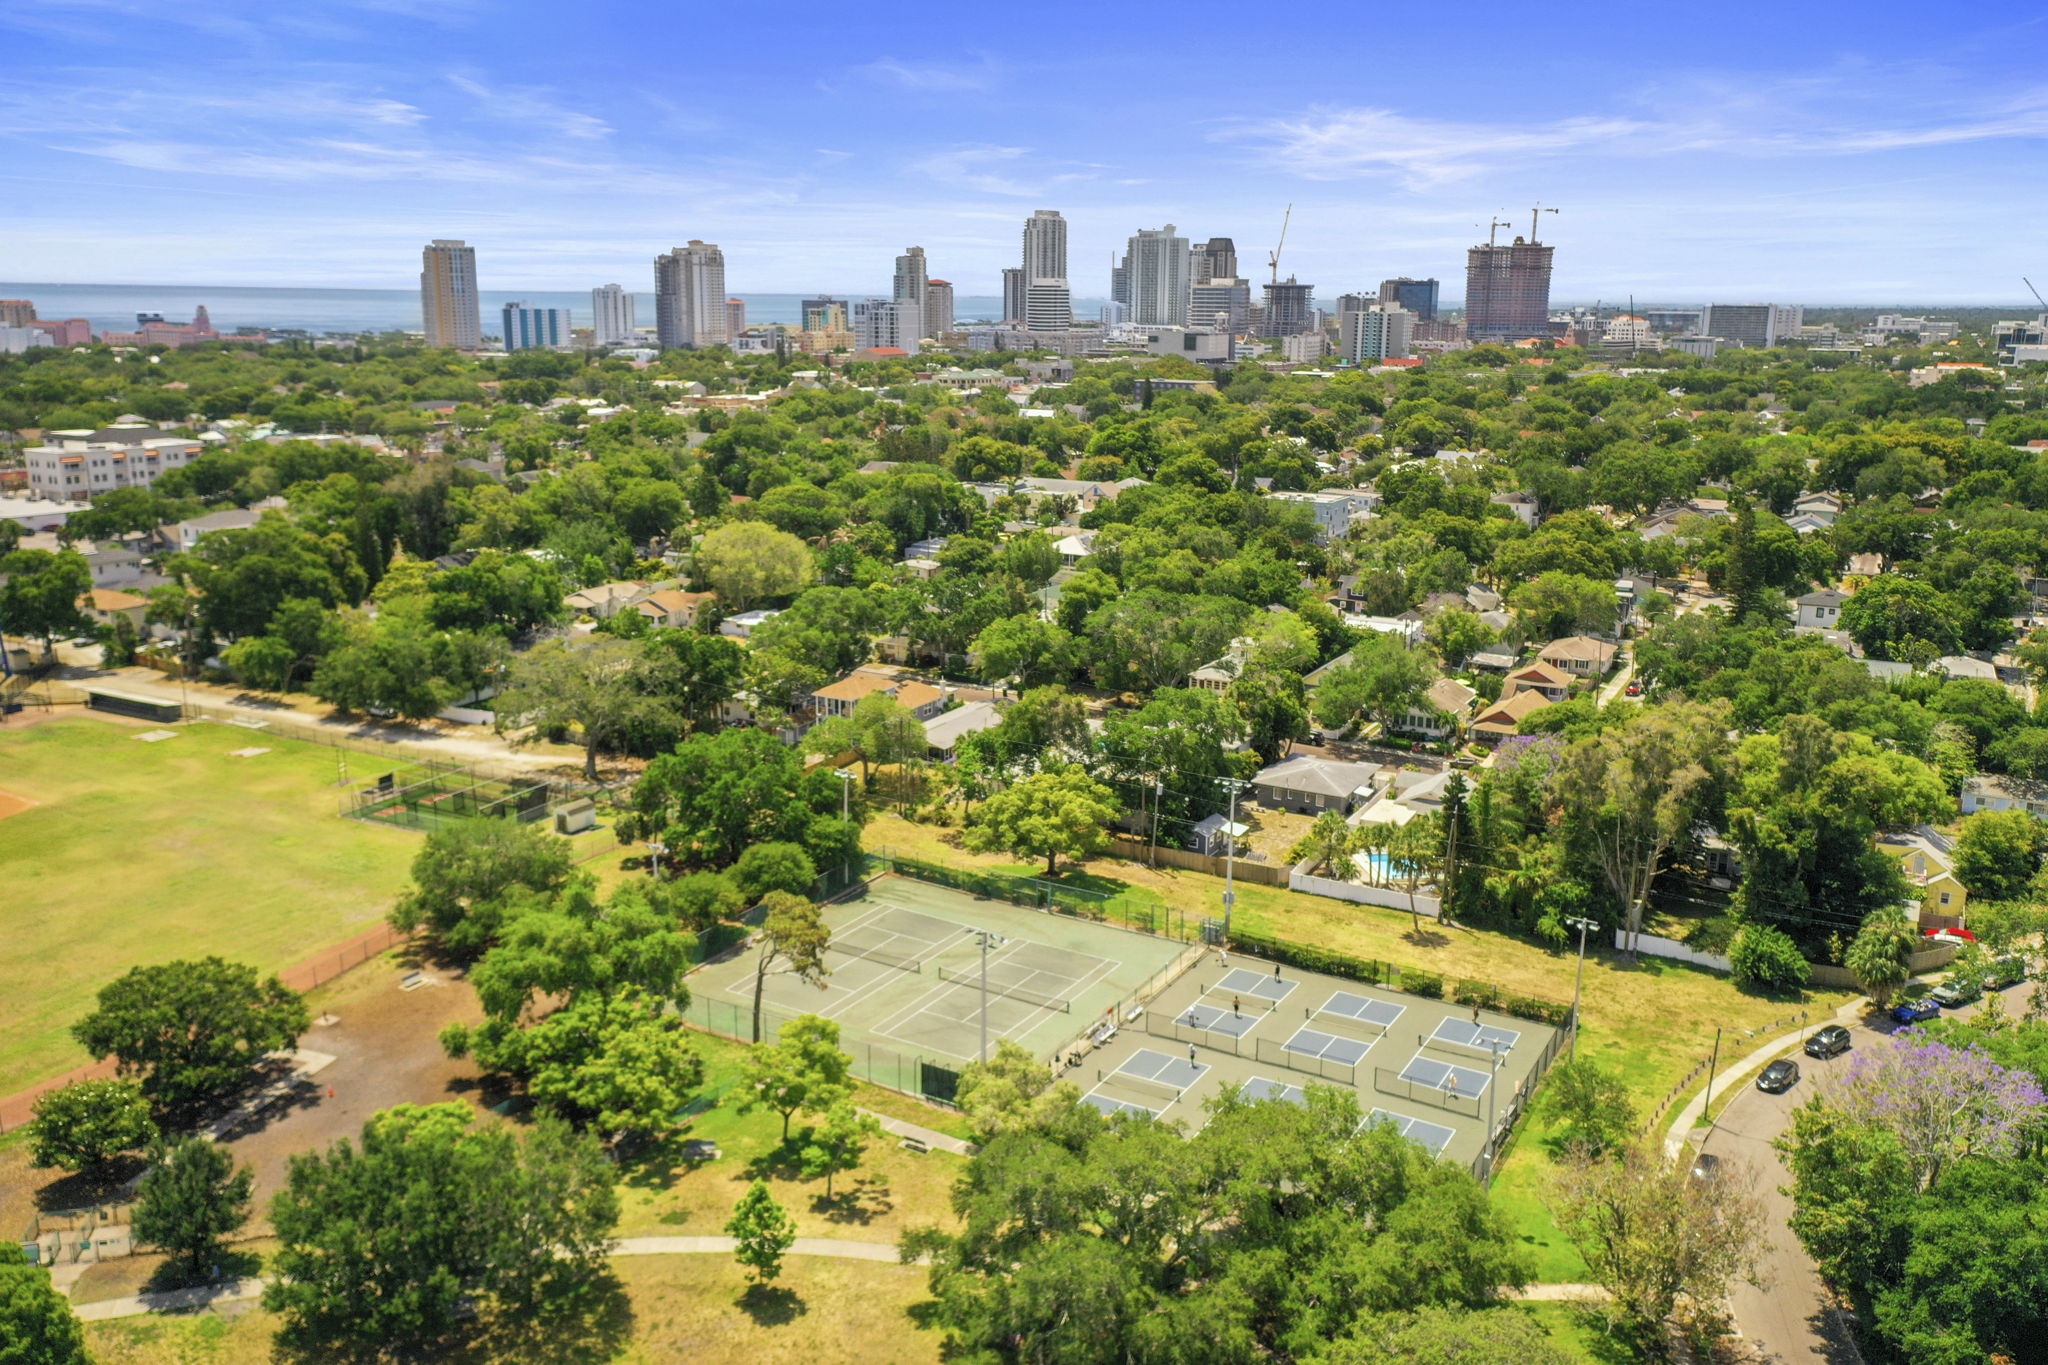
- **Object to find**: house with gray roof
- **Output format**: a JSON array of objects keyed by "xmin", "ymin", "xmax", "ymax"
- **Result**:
[{"xmin": 1250, "ymin": 754, "xmax": 1381, "ymax": 815}]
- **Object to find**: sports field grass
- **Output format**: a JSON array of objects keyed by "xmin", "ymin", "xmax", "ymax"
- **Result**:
[{"xmin": 0, "ymin": 716, "xmax": 418, "ymax": 1096}]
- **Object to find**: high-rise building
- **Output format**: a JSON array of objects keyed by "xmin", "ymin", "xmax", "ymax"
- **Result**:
[
  {"xmin": 1377, "ymin": 277, "xmax": 1439, "ymax": 321},
  {"xmin": 1000, "ymin": 269, "xmax": 1025, "ymax": 324},
  {"xmin": 1110, "ymin": 257, "xmax": 1130, "ymax": 307},
  {"xmin": 1771, "ymin": 304, "xmax": 1804, "ymax": 340},
  {"xmin": 420, "ymin": 239, "xmax": 482, "ymax": 350},
  {"xmin": 0, "ymin": 300, "xmax": 34, "ymax": 327},
  {"xmin": 726, "ymin": 299, "xmax": 747, "ymax": 337},
  {"xmin": 893, "ymin": 246, "xmax": 928, "ymax": 310},
  {"xmin": 1122, "ymin": 224, "xmax": 1190, "ymax": 326},
  {"xmin": 591, "ymin": 284, "xmax": 636, "ymax": 345},
  {"xmin": 1701, "ymin": 303, "xmax": 1778, "ymax": 348},
  {"xmin": 1021, "ymin": 210, "xmax": 1071, "ymax": 332},
  {"xmin": 1189, "ymin": 279, "xmax": 1251, "ymax": 332},
  {"xmin": 1464, "ymin": 236, "xmax": 1553, "ymax": 342},
  {"xmin": 653, "ymin": 240, "xmax": 727, "ymax": 348},
  {"xmin": 1100, "ymin": 301, "xmax": 1129, "ymax": 325},
  {"xmin": 1334, "ymin": 292, "xmax": 1373, "ymax": 318},
  {"xmin": 1339, "ymin": 304, "xmax": 1413, "ymax": 363},
  {"xmin": 924, "ymin": 279, "xmax": 954, "ymax": 338},
  {"xmin": 799, "ymin": 297, "xmax": 840, "ymax": 329},
  {"xmin": 852, "ymin": 298, "xmax": 922, "ymax": 351},
  {"xmin": 1261, "ymin": 277, "xmax": 1315, "ymax": 336},
  {"xmin": 1193, "ymin": 239, "xmax": 1237, "ymax": 284},
  {"xmin": 1643, "ymin": 309, "xmax": 1702, "ymax": 334},
  {"xmin": 501, "ymin": 302, "xmax": 569, "ymax": 351}
]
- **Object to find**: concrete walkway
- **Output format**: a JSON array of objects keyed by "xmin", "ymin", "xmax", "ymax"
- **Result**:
[
  {"xmin": 1660, "ymin": 997, "xmax": 1868, "ymax": 1156},
  {"xmin": 861, "ymin": 1108, "xmax": 977, "ymax": 1156}
]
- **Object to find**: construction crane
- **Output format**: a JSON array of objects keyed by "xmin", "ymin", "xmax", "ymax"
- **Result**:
[
  {"xmin": 1480, "ymin": 216, "xmax": 1512, "ymax": 248},
  {"xmin": 1529, "ymin": 203, "xmax": 1558, "ymax": 242},
  {"xmin": 2026, "ymin": 277, "xmax": 2047, "ymax": 312},
  {"xmin": 1267, "ymin": 204, "xmax": 1292, "ymax": 284}
]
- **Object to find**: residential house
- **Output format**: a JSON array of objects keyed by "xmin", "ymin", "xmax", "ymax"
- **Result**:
[
  {"xmin": 163, "ymin": 507, "xmax": 262, "ymax": 553},
  {"xmin": 924, "ymin": 699, "xmax": 1004, "ymax": 756},
  {"xmin": 1267, "ymin": 488, "xmax": 1378, "ymax": 543},
  {"xmin": 1502, "ymin": 660, "xmax": 1573, "ymax": 702},
  {"xmin": 1637, "ymin": 497, "xmax": 1730, "ymax": 540},
  {"xmin": 1190, "ymin": 812, "xmax": 1251, "ymax": 856},
  {"xmin": 1876, "ymin": 825, "xmax": 1969, "ymax": 921},
  {"xmin": 626, "ymin": 589, "xmax": 714, "ymax": 629},
  {"xmin": 1489, "ymin": 491, "xmax": 1539, "ymax": 528},
  {"xmin": 1470, "ymin": 688, "xmax": 1553, "ymax": 745},
  {"xmin": 1933, "ymin": 655, "xmax": 2000, "ymax": 683},
  {"xmin": 1537, "ymin": 636, "xmax": 1617, "ymax": 678},
  {"xmin": 1395, "ymin": 677, "xmax": 1478, "ymax": 739},
  {"xmin": 811, "ymin": 668, "xmax": 946, "ymax": 721},
  {"xmin": 718, "ymin": 608, "xmax": 783, "ymax": 640},
  {"xmin": 1054, "ymin": 529, "xmax": 1096, "ymax": 568},
  {"xmin": 1961, "ymin": 773, "xmax": 2048, "ymax": 820},
  {"xmin": 1249, "ymin": 754, "xmax": 1381, "ymax": 815},
  {"xmin": 1188, "ymin": 637, "xmax": 1252, "ymax": 692},
  {"xmin": 564, "ymin": 580, "xmax": 650, "ymax": 619},
  {"xmin": 79, "ymin": 587, "xmax": 147, "ymax": 630},
  {"xmin": 1470, "ymin": 646, "xmax": 1520, "ymax": 672},
  {"xmin": 1353, "ymin": 770, "xmax": 1451, "ymax": 828},
  {"xmin": 1793, "ymin": 589, "xmax": 1850, "ymax": 631},
  {"xmin": 1845, "ymin": 552, "xmax": 1885, "ymax": 577}
]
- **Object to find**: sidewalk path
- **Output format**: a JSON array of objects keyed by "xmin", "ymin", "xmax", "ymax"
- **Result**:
[{"xmin": 860, "ymin": 1108, "xmax": 977, "ymax": 1156}]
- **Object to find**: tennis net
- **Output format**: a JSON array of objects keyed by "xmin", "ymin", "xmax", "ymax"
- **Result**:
[
  {"xmin": 830, "ymin": 940, "xmax": 925, "ymax": 973},
  {"xmin": 1307, "ymin": 1008, "xmax": 1385, "ymax": 1042},
  {"xmin": 936, "ymin": 967, "xmax": 1071, "ymax": 1013},
  {"xmin": 1098, "ymin": 1067, "xmax": 1181, "ymax": 1105}
]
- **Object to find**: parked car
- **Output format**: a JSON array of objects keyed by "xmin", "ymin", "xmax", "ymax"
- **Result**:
[
  {"xmin": 1929, "ymin": 977, "xmax": 1982, "ymax": 1009},
  {"xmin": 1689, "ymin": 1152, "xmax": 1721, "ymax": 1182},
  {"xmin": 1923, "ymin": 926, "xmax": 1977, "ymax": 943},
  {"xmin": 1804, "ymin": 1025, "xmax": 1852, "ymax": 1059},
  {"xmin": 1984, "ymin": 956, "xmax": 2028, "ymax": 989},
  {"xmin": 1624, "ymin": 681, "xmax": 1642, "ymax": 696},
  {"xmin": 1757, "ymin": 1058, "xmax": 1801, "ymax": 1093},
  {"xmin": 1892, "ymin": 997, "xmax": 1941, "ymax": 1024}
]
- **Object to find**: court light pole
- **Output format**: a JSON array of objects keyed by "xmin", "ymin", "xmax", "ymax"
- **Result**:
[
  {"xmin": 964, "ymin": 927, "xmax": 1007, "ymax": 1063},
  {"xmin": 1215, "ymin": 777, "xmax": 1251, "ymax": 943},
  {"xmin": 1563, "ymin": 914, "xmax": 1599, "ymax": 1061},
  {"xmin": 834, "ymin": 768, "xmax": 857, "ymax": 886},
  {"xmin": 1484, "ymin": 1039, "xmax": 1507, "ymax": 1187}
]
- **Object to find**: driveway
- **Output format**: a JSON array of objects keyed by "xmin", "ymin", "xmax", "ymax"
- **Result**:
[{"xmin": 1700, "ymin": 987, "xmax": 2007, "ymax": 1364}]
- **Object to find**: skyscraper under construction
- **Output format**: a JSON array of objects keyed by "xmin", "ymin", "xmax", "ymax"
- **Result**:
[{"xmin": 1464, "ymin": 234, "xmax": 1553, "ymax": 342}]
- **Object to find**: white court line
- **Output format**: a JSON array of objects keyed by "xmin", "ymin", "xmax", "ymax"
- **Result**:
[
  {"xmin": 875, "ymin": 947, "xmax": 1124, "ymax": 1054},
  {"xmin": 721, "ymin": 906, "xmax": 950, "ymax": 1022},
  {"xmin": 720, "ymin": 903, "xmax": 893, "ymax": 1001},
  {"xmin": 868, "ymin": 937, "xmax": 1033, "ymax": 1039}
]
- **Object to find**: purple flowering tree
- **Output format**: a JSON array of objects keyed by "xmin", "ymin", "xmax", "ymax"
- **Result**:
[{"xmin": 1825, "ymin": 1033, "xmax": 2048, "ymax": 1190}]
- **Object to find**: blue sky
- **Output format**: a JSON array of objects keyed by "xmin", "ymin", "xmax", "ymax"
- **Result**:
[{"xmin": 3, "ymin": 0, "xmax": 2044, "ymax": 303}]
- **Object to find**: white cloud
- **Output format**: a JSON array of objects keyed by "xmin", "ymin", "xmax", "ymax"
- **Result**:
[
  {"xmin": 445, "ymin": 72, "xmax": 610, "ymax": 140},
  {"xmin": 847, "ymin": 55, "xmax": 995, "ymax": 92}
]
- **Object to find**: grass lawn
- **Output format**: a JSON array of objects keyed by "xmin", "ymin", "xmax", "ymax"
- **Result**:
[
  {"xmin": 84, "ymin": 1254, "xmax": 943, "ymax": 1364},
  {"xmin": 870, "ymin": 814, "xmax": 1851, "ymax": 1278},
  {"xmin": 620, "ymin": 1029, "xmax": 967, "ymax": 1242},
  {"xmin": 0, "ymin": 716, "xmax": 419, "ymax": 1095}
]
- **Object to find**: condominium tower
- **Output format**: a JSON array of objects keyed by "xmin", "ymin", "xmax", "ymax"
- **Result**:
[
  {"xmin": 653, "ymin": 241, "xmax": 728, "ymax": 348},
  {"xmin": 1121, "ymin": 224, "xmax": 1190, "ymax": 326},
  {"xmin": 420, "ymin": 239, "xmax": 481, "ymax": 350},
  {"xmin": 1001, "ymin": 268, "xmax": 1025, "ymax": 325},
  {"xmin": 924, "ymin": 279, "xmax": 954, "ymax": 338},
  {"xmin": 1464, "ymin": 236, "xmax": 1553, "ymax": 342},
  {"xmin": 1020, "ymin": 210, "xmax": 1071, "ymax": 332},
  {"xmin": 1377, "ymin": 277, "xmax": 1439, "ymax": 322},
  {"xmin": 500, "ymin": 302, "xmax": 569, "ymax": 351},
  {"xmin": 1192, "ymin": 238, "xmax": 1237, "ymax": 285},
  {"xmin": 591, "ymin": 284, "xmax": 635, "ymax": 345}
]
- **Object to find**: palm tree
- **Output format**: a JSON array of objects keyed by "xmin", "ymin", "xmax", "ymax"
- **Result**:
[
  {"xmin": 1287, "ymin": 811, "xmax": 1355, "ymax": 878},
  {"xmin": 1385, "ymin": 818, "xmax": 1444, "ymax": 934},
  {"xmin": 1349, "ymin": 823, "xmax": 1389, "ymax": 887}
]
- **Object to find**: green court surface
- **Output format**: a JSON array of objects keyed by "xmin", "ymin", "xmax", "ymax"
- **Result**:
[{"xmin": 686, "ymin": 874, "xmax": 1193, "ymax": 1086}]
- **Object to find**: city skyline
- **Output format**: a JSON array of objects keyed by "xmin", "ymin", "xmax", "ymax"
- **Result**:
[{"xmin": 2, "ymin": 3, "xmax": 2043, "ymax": 302}]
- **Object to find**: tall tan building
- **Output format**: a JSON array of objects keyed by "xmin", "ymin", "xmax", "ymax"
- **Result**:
[
  {"xmin": 653, "ymin": 240, "xmax": 727, "ymax": 348},
  {"xmin": 420, "ymin": 240, "xmax": 481, "ymax": 349}
]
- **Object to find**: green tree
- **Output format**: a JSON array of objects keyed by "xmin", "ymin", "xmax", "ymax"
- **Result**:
[
  {"xmin": 1840, "ymin": 912, "xmax": 1913, "ymax": 1011},
  {"xmin": 1952, "ymin": 809, "xmax": 2046, "ymax": 902},
  {"xmin": 1543, "ymin": 1060, "xmax": 1636, "ymax": 1156},
  {"xmin": 1506, "ymin": 571, "xmax": 1618, "ymax": 640},
  {"xmin": 961, "ymin": 764, "xmax": 1121, "ymax": 875},
  {"xmin": 624, "ymin": 728, "xmax": 838, "ymax": 869},
  {"xmin": 1312, "ymin": 632, "xmax": 1437, "ymax": 735},
  {"xmin": 265, "ymin": 1104, "xmax": 618, "ymax": 1355},
  {"xmin": 0, "ymin": 548, "xmax": 92, "ymax": 655},
  {"xmin": 1838, "ymin": 576, "xmax": 1962, "ymax": 663},
  {"xmin": 955, "ymin": 1038, "xmax": 1083, "ymax": 1145},
  {"xmin": 515, "ymin": 990, "xmax": 704, "ymax": 1141},
  {"xmin": 71, "ymin": 958, "xmax": 309, "ymax": 1120},
  {"xmin": 1315, "ymin": 1306, "xmax": 1574, "ymax": 1365},
  {"xmin": 132, "ymin": 1136, "xmax": 253, "ymax": 1277},
  {"xmin": 495, "ymin": 635, "xmax": 675, "ymax": 778},
  {"xmin": 1288, "ymin": 810, "xmax": 1357, "ymax": 877},
  {"xmin": 0, "ymin": 1243, "xmax": 89, "ymax": 1365},
  {"xmin": 740, "ymin": 1013, "xmax": 855, "ymax": 1141},
  {"xmin": 800, "ymin": 1100, "xmax": 883, "ymax": 1201},
  {"xmin": 726, "ymin": 1180, "xmax": 798, "ymax": 1285},
  {"xmin": 802, "ymin": 691, "xmax": 924, "ymax": 785},
  {"xmin": 1226, "ymin": 662, "xmax": 1309, "ymax": 764},
  {"xmin": 732, "ymin": 840, "xmax": 819, "ymax": 901},
  {"xmin": 695, "ymin": 521, "xmax": 815, "ymax": 609},
  {"xmin": 1729, "ymin": 922, "xmax": 1811, "ymax": 993},
  {"xmin": 971, "ymin": 613, "xmax": 1076, "ymax": 688},
  {"xmin": 27, "ymin": 1079, "xmax": 157, "ymax": 1177},
  {"xmin": 750, "ymin": 891, "xmax": 832, "ymax": 1045},
  {"xmin": 1423, "ymin": 608, "xmax": 1497, "ymax": 670},
  {"xmin": 389, "ymin": 817, "xmax": 574, "ymax": 956}
]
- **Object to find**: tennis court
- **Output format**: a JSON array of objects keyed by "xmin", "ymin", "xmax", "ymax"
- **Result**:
[
  {"xmin": 1083, "ymin": 1047, "xmax": 1209, "ymax": 1118},
  {"xmin": 686, "ymin": 873, "xmax": 1188, "ymax": 1078},
  {"xmin": 1281, "ymin": 1023, "xmax": 1375, "ymax": 1068},
  {"xmin": 1366, "ymin": 1108, "xmax": 1458, "ymax": 1156},
  {"xmin": 1396, "ymin": 1052, "xmax": 1493, "ymax": 1099},
  {"xmin": 1425, "ymin": 1016, "xmax": 1522, "ymax": 1056},
  {"xmin": 1319, "ymin": 990, "xmax": 1405, "ymax": 1033},
  {"xmin": 1240, "ymin": 1075, "xmax": 1308, "ymax": 1107}
]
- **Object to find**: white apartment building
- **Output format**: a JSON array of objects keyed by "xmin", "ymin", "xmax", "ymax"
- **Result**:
[
  {"xmin": 893, "ymin": 246, "xmax": 928, "ymax": 318},
  {"xmin": 591, "ymin": 284, "xmax": 636, "ymax": 345},
  {"xmin": 853, "ymin": 298, "xmax": 922, "ymax": 351},
  {"xmin": 1338, "ymin": 304, "xmax": 1412, "ymax": 362},
  {"xmin": 1021, "ymin": 210, "xmax": 1072, "ymax": 332},
  {"xmin": 500, "ymin": 302, "xmax": 569, "ymax": 351},
  {"xmin": 26, "ymin": 427, "xmax": 205, "ymax": 503},
  {"xmin": 1122, "ymin": 224, "xmax": 1190, "ymax": 326},
  {"xmin": 1267, "ymin": 488, "xmax": 1376, "ymax": 542},
  {"xmin": 653, "ymin": 241, "xmax": 728, "ymax": 348}
]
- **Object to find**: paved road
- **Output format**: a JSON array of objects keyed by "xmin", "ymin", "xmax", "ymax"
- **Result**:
[{"xmin": 1704, "ymin": 986, "xmax": 2008, "ymax": 1365}]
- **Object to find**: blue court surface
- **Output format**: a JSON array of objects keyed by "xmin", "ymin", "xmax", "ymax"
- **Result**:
[
  {"xmin": 1320, "ymin": 990, "xmax": 1405, "ymax": 1031},
  {"xmin": 1398, "ymin": 1053, "xmax": 1491, "ymax": 1098},
  {"xmin": 1240, "ymin": 1075, "xmax": 1308, "ymax": 1106},
  {"xmin": 1216, "ymin": 966, "xmax": 1298, "ymax": 1001},
  {"xmin": 1366, "ymin": 1107, "xmax": 1458, "ymax": 1156},
  {"xmin": 1428, "ymin": 1016, "xmax": 1522, "ymax": 1055},
  {"xmin": 1082, "ymin": 1047, "xmax": 1208, "ymax": 1117},
  {"xmin": 1174, "ymin": 999, "xmax": 1262, "ymax": 1039},
  {"xmin": 1282, "ymin": 1024, "xmax": 1373, "ymax": 1067}
]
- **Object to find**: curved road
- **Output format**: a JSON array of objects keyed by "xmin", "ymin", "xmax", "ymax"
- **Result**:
[{"xmin": 1703, "ymin": 986, "xmax": 2005, "ymax": 1365}]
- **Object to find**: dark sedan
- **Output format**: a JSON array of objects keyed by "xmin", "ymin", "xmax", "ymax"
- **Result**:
[
  {"xmin": 1804, "ymin": 1025, "xmax": 1851, "ymax": 1059},
  {"xmin": 1756, "ymin": 1058, "xmax": 1801, "ymax": 1093}
]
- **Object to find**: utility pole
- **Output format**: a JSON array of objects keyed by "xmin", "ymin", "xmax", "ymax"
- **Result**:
[
  {"xmin": 1215, "ymin": 777, "xmax": 1251, "ymax": 941},
  {"xmin": 1564, "ymin": 915, "xmax": 1599, "ymax": 1061},
  {"xmin": 834, "ymin": 768, "xmax": 856, "ymax": 886},
  {"xmin": 963, "ymin": 927, "xmax": 1007, "ymax": 1063},
  {"xmin": 1701, "ymin": 1024, "xmax": 1758, "ymax": 1141},
  {"xmin": 1149, "ymin": 778, "xmax": 1163, "ymax": 868}
]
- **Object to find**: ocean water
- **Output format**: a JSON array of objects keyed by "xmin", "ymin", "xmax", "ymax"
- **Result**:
[{"xmin": 0, "ymin": 282, "xmax": 1109, "ymax": 336}]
